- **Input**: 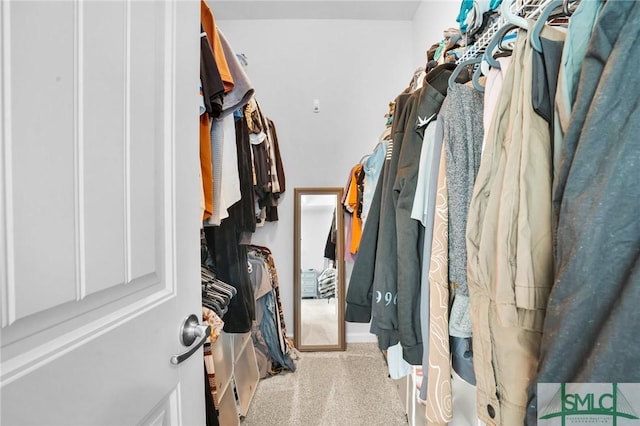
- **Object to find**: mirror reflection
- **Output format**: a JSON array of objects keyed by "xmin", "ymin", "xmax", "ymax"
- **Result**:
[{"xmin": 294, "ymin": 188, "xmax": 345, "ymax": 351}]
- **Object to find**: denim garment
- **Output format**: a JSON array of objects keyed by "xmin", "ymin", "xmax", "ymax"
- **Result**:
[
  {"xmin": 362, "ymin": 140, "xmax": 387, "ymax": 226},
  {"xmin": 259, "ymin": 291, "xmax": 296, "ymax": 372}
]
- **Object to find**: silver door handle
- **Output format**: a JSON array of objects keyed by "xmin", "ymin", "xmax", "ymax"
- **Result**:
[{"xmin": 170, "ymin": 314, "xmax": 211, "ymax": 365}]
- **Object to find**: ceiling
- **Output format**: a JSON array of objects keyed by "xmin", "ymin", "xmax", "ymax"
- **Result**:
[{"xmin": 212, "ymin": 0, "xmax": 423, "ymax": 21}]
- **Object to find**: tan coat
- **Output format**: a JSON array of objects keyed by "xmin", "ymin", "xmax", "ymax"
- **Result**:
[{"xmin": 466, "ymin": 31, "xmax": 553, "ymax": 425}]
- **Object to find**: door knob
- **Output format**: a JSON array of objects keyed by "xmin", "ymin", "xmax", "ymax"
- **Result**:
[{"xmin": 170, "ymin": 314, "xmax": 211, "ymax": 365}]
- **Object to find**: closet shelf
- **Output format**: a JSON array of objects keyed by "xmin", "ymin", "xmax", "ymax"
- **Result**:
[
  {"xmin": 211, "ymin": 331, "xmax": 260, "ymax": 425},
  {"xmin": 211, "ymin": 332, "xmax": 234, "ymax": 402}
]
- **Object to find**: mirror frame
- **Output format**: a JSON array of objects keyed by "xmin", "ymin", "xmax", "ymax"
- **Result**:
[{"xmin": 293, "ymin": 187, "xmax": 346, "ymax": 352}]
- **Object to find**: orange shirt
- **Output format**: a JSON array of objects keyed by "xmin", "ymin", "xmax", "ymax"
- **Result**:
[
  {"xmin": 346, "ymin": 164, "xmax": 364, "ymax": 254},
  {"xmin": 200, "ymin": 112, "xmax": 213, "ymax": 220},
  {"xmin": 201, "ymin": 0, "xmax": 234, "ymax": 93}
]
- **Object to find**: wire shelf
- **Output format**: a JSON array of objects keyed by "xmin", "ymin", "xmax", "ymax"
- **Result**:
[{"xmin": 456, "ymin": 0, "xmax": 557, "ymax": 63}]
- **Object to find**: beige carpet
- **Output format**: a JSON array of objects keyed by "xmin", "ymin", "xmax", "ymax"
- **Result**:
[
  {"xmin": 241, "ymin": 343, "xmax": 408, "ymax": 426},
  {"xmin": 300, "ymin": 298, "xmax": 339, "ymax": 346}
]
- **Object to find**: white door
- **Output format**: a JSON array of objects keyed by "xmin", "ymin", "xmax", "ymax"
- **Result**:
[{"xmin": 0, "ymin": 1, "xmax": 204, "ymax": 424}]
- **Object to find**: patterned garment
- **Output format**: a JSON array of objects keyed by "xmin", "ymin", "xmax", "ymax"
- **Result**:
[
  {"xmin": 425, "ymin": 143, "xmax": 453, "ymax": 424},
  {"xmin": 203, "ymin": 346, "xmax": 218, "ymax": 408},
  {"xmin": 248, "ymin": 245, "xmax": 298, "ymax": 374},
  {"xmin": 202, "ymin": 308, "xmax": 225, "ymax": 408},
  {"xmin": 203, "ymin": 307, "xmax": 225, "ymax": 345},
  {"xmin": 317, "ymin": 267, "xmax": 337, "ymax": 299}
]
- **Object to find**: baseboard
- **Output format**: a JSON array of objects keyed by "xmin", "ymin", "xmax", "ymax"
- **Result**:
[
  {"xmin": 346, "ymin": 332, "xmax": 377, "ymax": 343},
  {"xmin": 286, "ymin": 332, "xmax": 377, "ymax": 344}
]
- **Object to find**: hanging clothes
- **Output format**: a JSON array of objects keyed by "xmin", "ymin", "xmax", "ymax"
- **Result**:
[
  {"xmin": 199, "ymin": 27, "xmax": 224, "ymax": 221},
  {"xmin": 324, "ymin": 212, "xmax": 337, "ymax": 262},
  {"xmin": 423, "ymin": 141, "xmax": 453, "ymax": 424},
  {"xmin": 217, "ymin": 29, "xmax": 255, "ymax": 119},
  {"xmin": 208, "ymin": 114, "xmax": 241, "ymax": 226},
  {"xmin": 444, "ymin": 83, "xmax": 484, "ymax": 387},
  {"xmin": 246, "ymin": 99, "xmax": 286, "ymax": 225},
  {"xmin": 528, "ymin": 1, "xmax": 640, "ymax": 423},
  {"xmin": 200, "ymin": 112, "xmax": 214, "ymax": 221},
  {"xmin": 203, "ymin": 219, "xmax": 255, "ymax": 333},
  {"xmin": 362, "ymin": 91, "xmax": 412, "ymax": 351},
  {"xmin": 466, "ymin": 31, "xmax": 553, "ymax": 425},
  {"xmin": 362, "ymin": 138, "xmax": 388, "ymax": 227},
  {"xmin": 343, "ymin": 163, "xmax": 364, "ymax": 255},
  {"xmin": 247, "ymin": 245, "xmax": 297, "ymax": 375},
  {"xmin": 347, "ymin": 63, "xmax": 465, "ymax": 366},
  {"xmin": 530, "ymin": 25, "xmax": 565, "ymax": 127},
  {"xmin": 225, "ymin": 110, "xmax": 257, "ymax": 234},
  {"xmin": 200, "ymin": 27, "xmax": 225, "ymax": 118},
  {"xmin": 206, "ymin": 28, "xmax": 255, "ymax": 226},
  {"xmin": 481, "ymin": 56, "xmax": 511, "ymax": 153},
  {"xmin": 317, "ymin": 267, "xmax": 337, "ymax": 299},
  {"xmin": 345, "ymin": 161, "xmax": 386, "ymax": 323},
  {"xmin": 266, "ymin": 119, "xmax": 286, "ymax": 202},
  {"xmin": 200, "ymin": 0, "xmax": 234, "ymax": 93},
  {"xmin": 198, "ymin": 4, "xmax": 289, "ymax": 421},
  {"xmin": 410, "ymin": 115, "xmax": 441, "ymax": 399},
  {"xmin": 394, "ymin": 64, "xmax": 453, "ymax": 365},
  {"xmin": 552, "ymin": 0, "xmax": 602, "ymax": 188}
]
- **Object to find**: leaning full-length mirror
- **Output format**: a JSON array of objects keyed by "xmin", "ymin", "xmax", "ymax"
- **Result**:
[{"xmin": 293, "ymin": 187, "xmax": 346, "ymax": 351}]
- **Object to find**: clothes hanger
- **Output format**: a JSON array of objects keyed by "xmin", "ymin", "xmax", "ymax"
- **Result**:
[
  {"xmin": 472, "ymin": 64, "xmax": 486, "ymax": 92},
  {"xmin": 236, "ymin": 53, "xmax": 249, "ymax": 67},
  {"xmin": 563, "ymin": 0, "xmax": 579, "ymax": 16},
  {"xmin": 449, "ymin": 57, "xmax": 482, "ymax": 91},
  {"xmin": 500, "ymin": 0, "xmax": 528, "ymax": 29},
  {"xmin": 483, "ymin": 23, "xmax": 519, "ymax": 69},
  {"xmin": 530, "ymin": 0, "xmax": 564, "ymax": 53}
]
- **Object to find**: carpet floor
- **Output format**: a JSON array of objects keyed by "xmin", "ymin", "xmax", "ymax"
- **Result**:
[
  {"xmin": 300, "ymin": 299, "xmax": 339, "ymax": 346},
  {"xmin": 241, "ymin": 343, "xmax": 408, "ymax": 426}
]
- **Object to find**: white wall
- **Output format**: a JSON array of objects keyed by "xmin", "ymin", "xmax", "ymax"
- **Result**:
[
  {"xmin": 217, "ymin": 4, "xmax": 462, "ymax": 343},
  {"xmin": 217, "ymin": 19, "xmax": 413, "ymax": 343}
]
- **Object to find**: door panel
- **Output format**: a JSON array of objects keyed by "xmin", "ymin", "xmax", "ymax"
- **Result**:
[
  {"xmin": 130, "ymin": 0, "xmax": 160, "ymax": 283},
  {"xmin": 8, "ymin": 0, "xmax": 78, "ymax": 320},
  {"xmin": 83, "ymin": 0, "xmax": 127, "ymax": 296},
  {"xmin": 1, "ymin": 1, "xmax": 203, "ymax": 424},
  {"xmin": 2, "ymin": 303, "xmax": 178, "ymax": 424},
  {"xmin": 140, "ymin": 387, "xmax": 181, "ymax": 426}
]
